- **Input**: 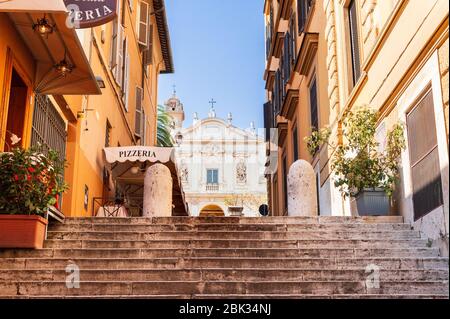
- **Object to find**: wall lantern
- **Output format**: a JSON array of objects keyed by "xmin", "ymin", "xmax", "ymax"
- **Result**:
[
  {"xmin": 32, "ymin": 14, "xmax": 55, "ymax": 38},
  {"xmin": 55, "ymin": 51, "xmax": 74, "ymax": 77},
  {"xmin": 96, "ymin": 76, "xmax": 106, "ymax": 89}
]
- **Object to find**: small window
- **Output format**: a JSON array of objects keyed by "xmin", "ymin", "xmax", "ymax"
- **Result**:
[
  {"xmin": 309, "ymin": 77, "xmax": 319, "ymax": 131},
  {"xmin": 348, "ymin": 0, "xmax": 361, "ymax": 87},
  {"xmin": 207, "ymin": 169, "xmax": 219, "ymax": 184},
  {"xmin": 293, "ymin": 126, "xmax": 299, "ymax": 161}
]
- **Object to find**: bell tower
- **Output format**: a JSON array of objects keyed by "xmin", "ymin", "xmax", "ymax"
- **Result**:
[{"xmin": 164, "ymin": 86, "xmax": 185, "ymax": 131}]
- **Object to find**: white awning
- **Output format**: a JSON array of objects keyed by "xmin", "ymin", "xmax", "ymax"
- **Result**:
[
  {"xmin": 0, "ymin": 0, "xmax": 101, "ymax": 95},
  {"xmin": 104, "ymin": 146, "xmax": 175, "ymax": 164},
  {"xmin": 103, "ymin": 146, "xmax": 188, "ymax": 216}
]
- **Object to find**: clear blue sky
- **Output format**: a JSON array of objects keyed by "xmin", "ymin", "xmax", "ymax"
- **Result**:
[{"xmin": 158, "ymin": 0, "xmax": 266, "ymax": 129}]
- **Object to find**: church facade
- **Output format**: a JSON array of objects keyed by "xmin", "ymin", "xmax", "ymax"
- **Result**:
[{"xmin": 164, "ymin": 95, "xmax": 267, "ymax": 217}]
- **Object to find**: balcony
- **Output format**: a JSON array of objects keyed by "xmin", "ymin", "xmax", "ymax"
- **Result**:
[{"xmin": 206, "ymin": 184, "xmax": 220, "ymax": 192}]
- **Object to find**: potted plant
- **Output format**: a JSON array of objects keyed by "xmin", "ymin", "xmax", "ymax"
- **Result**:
[
  {"xmin": 224, "ymin": 193, "xmax": 268, "ymax": 217},
  {"xmin": 0, "ymin": 134, "xmax": 67, "ymax": 249},
  {"xmin": 304, "ymin": 107, "xmax": 405, "ymax": 216}
]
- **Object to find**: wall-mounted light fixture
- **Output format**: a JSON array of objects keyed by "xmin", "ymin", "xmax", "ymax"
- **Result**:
[
  {"xmin": 95, "ymin": 75, "xmax": 106, "ymax": 89},
  {"xmin": 32, "ymin": 14, "xmax": 55, "ymax": 38},
  {"xmin": 55, "ymin": 50, "xmax": 74, "ymax": 77}
]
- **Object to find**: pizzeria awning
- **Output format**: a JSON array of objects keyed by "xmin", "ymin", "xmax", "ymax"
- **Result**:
[
  {"xmin": 0, "ymin": 0, "xmax": 101, "ymax": 95},
  {"xmin": 103, "ymin": 146, "xmax": 188, "ymax": 216}
]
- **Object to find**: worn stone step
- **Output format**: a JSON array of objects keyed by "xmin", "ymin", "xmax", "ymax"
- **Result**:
[
  {"xmin": 0, "ymin": 257, "xmax": 447, "ymax": 270},
  {"xmin": 3, "ymin": 293, "xmax": 448, "ymax": 299},
  {"xmin": 42, "ymin": 238, "xmax": 429, "ymax": 249},
  {"xmin": 0, "ymin": 247, "xmax": 440, "ymax": 259},
  {"xmin": 46, "ymin": 230, "xmax": 421, "ymax": 241},
  {"xmin": 61, "ymin": 216, "xmax": 404, "ymax": 225},
  {"xmin": 0, "ymin": 280, "xmax": 447, "ymax": 296},
  {"xmin": 49, "ymin": 223, "xmax": 412, "ymax": 232},
  {"xmin": 0, "ymin": 268, "xmax": 447, "ymax": 282}
]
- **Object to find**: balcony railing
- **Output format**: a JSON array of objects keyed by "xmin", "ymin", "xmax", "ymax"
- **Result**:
[{"xmin": 206, "ymin": 184, "xmax": 219, "ymax": 192}]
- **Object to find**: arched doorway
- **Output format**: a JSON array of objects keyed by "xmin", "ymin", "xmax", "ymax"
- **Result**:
[{"xmin": 199, "ymin": 204, "xmax": 225, "ymax": 217}]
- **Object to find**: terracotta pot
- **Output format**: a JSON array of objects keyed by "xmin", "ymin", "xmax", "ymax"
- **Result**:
[{"xmin": 0, "ymin": 215, "xmax": 48, "ymax": 249}]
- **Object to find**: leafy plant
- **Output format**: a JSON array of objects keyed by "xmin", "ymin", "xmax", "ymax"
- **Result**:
[
  {"xmin": 304, "ymin": 107, "xmax": 406, "ymax": 198},
  {"xmin": 157, "ymin": 104, "xmax": 174, "ymax": 147},
  {"xmin": 0, "ymin": 142, "xmax": 68, "ymax": 216}
]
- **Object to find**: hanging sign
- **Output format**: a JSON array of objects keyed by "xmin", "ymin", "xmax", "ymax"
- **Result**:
[{"xmin": 64, "ymin": 0, "xmax": 117, "ymax": 29}]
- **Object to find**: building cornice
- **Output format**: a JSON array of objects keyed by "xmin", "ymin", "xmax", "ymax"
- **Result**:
[{"xmin": 153, "ymin": 0, "xmax": 174, "ymax": 73}]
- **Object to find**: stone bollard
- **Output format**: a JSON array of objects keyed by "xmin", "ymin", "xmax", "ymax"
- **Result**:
[
  {"xmin": 143, "ymin": 164, "xmax": 173, "ymax": 217},
  {"xmin": 287, "ymin": 160, "xmax": 318, "ymax": 216}
]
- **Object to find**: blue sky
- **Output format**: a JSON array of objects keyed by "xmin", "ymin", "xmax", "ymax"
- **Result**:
[{"xmin": 158, "ymin": 0, "xmax": 266, "ymax": 129}]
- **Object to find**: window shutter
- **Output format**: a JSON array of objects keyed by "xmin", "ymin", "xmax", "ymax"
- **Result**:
[
  {"xmin": 263, "ymin": 102, "xmax": 273, "ymax": 142},
  {"xmin": 143, "ymin": 24, "xmax": 153, "ymax": 66},
  {"xmin": 309, "ymin": 78, "xmax": 318, "ymax": 131},
  {"xmin": 407, "ymin": 89, "xmax": 443, "ymax": 220},
  {"xmin": 348, "ymin": 0, "xmax": 361, "ymax": 85},
  {"xmin": 115, "ymin": 26, "xmax": 124, "ymax": 87},
  {"xmin": 141, "ymin": 110, "xmax": 147, "ymax": 145},
  {"xmin": 123, "ymin": 51, "xmax": 130, "ymax": 111},
  {"xmin": 110, "ymin": 22, "xmax": 118, "ymax": 70},
  {"xmin": 137, "ymin": 0, "xmax": 149, "ymax": 46},
  {"xmin": 135, "ymin": 87, "xmax": 143, "ymax": 136}
]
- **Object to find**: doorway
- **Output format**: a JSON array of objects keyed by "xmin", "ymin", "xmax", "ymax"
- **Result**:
[
  {"xmin": 4, "ymin": 68, "xmax": 28, "ymax": 148},
  {"xmin": 199, "ymin": 204, "xmax": 225, "ymax": 217}
]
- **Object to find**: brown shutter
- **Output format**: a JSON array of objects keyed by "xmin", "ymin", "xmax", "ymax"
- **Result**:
[
  {"xmin": 407, "ymin": 88, "xmax": 443, "ymax": 220},
  {"xmin": 135, "ymin": 87, "xmax": 143, "ymax": 136},
  {"xmin": 348, "ymin": 0, "xmax": 361, "ymax": 85},
  {"xmin": 309, "ymin": 77, "xmax": 318, "ymax": 131},
  {"xmin": 264, "ymin": 102, "xmax": 273, "ymax": 142},
  {"xmin": 143, "ymin": 24, "xmax": 153, "ymax": 66}
]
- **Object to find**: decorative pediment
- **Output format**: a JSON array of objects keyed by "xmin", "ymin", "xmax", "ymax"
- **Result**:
[
  {"xmin": 277, "ymin": 116, "xmax": 288, "ymax": 146},
  {"xmin": 280, "ymin": 89, "xmax": 299, "ymax": 120},
  {"xmin": 294, "ymin": 33, "xmax": 319, "ymax": 75}
]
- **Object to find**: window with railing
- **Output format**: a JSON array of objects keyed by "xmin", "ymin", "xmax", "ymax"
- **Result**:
[{"xmin": 206, "ymin": 169, "xmax": 219, "ymax": 191}]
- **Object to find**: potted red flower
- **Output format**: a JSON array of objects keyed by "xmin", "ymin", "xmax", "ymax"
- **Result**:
[{"xmin": 0, "ymin": 135, "xmax": 67, "ymax": 249}]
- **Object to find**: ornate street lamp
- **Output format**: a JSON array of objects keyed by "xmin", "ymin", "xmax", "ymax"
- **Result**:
[{"xmin": 55, "ymin": 51, "xmax": 74, "ymax": 77}]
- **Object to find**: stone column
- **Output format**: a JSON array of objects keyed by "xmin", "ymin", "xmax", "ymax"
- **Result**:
[
  {"xmin": 143, "ymin": 164, "xmax": 173, "ymax": 217},
  {"xmin": 287, "ymin": 160, "xmax": 318, "ymax": 216}
]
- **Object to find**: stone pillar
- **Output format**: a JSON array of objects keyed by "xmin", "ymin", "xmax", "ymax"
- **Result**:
[
  {"xmin": 287, "ymin": 160, "xmax": 318, "ymax": 216},
  {"xmin": 143, "ymin": 164, "xmax": 173, "ymax": 217}
]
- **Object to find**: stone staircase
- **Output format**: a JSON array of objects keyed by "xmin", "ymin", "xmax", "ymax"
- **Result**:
[{"xmin": 0, "ymin": 216, "xmax": 448, "ymax": 299}]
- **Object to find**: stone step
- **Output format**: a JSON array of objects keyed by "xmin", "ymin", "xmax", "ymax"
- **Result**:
[
  {"xmin": 46, "ymin": 230, "xmax": 421, "ymax": 241},
  {"xmin": 42, "ymin": 238, "xmax": 429, "ymax": 249},
  {"xmin": 0, "ymin": 247, "xmax": 440, "ymax": 259},
  {"xmin": 0, "ymin": 268, "xmax": 447, "ymax": 282},
  {"xmin": 0, "ymin": 280, "xmax": 447, "ymax": 296},
  {"xmin": 3, "ymin": 294, "xmax": 448, "ymax": 299},
  {"xmin": 49, "ymin": 223, "xmax": 412, "ymax": 232},
  {"xmin": 1, "ymin": 257, "xmax": 447, "ymax": 270},
  {"xmin": 61, "ymin": 216, "xmax": 404, "ymax": 225}
]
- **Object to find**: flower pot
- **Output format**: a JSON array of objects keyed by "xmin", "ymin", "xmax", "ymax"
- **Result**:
[
  {"xmin": 228, "ymin": 206, "xmax": 244, "ymax": 216},
  {"xmin": 0, "ymin": 215, "xmax": 48, "ymax": 249},
  {"xmin": 355, "ymin": 189, "xmax": 390, "ymax": 216}
]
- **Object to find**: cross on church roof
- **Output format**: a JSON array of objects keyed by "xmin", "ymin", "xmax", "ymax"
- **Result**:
[
  {"xmin": 172, "ymin": 84, "xmax": 177, "ymax": 96},
  {"xmin": 209, "ymin": 98, "xmax": 217, "ymax": 109}
]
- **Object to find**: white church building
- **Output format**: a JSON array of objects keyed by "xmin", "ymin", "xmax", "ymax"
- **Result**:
[{"xmin": 164, "ymin": 93, "xmax": 267, "ymax": 217}]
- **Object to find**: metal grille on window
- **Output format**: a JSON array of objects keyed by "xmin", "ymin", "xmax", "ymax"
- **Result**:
[
  {"xmin": 31, "ymin": 94, "xmax": 67, "ymax": 208},
  {"xmin": 407, "ymin": 88, "xmax": 443, "ymax": 221}
]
